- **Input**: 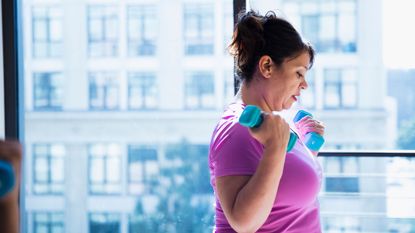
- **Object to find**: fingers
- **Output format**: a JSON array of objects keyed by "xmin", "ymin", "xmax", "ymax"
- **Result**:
[
  {"xmin": 297, "ymin": 117, "xmax": 325, "ymax": 128},
  {"xmin": 295, "ymin": 117, "xmax": 325, "ymax": 136}
]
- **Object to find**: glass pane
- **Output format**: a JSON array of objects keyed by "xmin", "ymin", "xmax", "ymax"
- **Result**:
[
  {"xmin": 18, "ymin": 0, "xmax": 415, "ymax": 233},
  {"xmin": 317, "ymin": 156, "xmax": 415, "ymax": 232}
]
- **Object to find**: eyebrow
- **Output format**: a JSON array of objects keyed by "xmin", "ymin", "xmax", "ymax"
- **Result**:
[{"xmin": 299, "ymin": 66, "xmax": 308, "ymax": 71}]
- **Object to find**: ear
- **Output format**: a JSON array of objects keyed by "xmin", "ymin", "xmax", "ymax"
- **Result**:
[{"xmin": 258, "ymin": 55, "xmax": 273, "ymax": 79}]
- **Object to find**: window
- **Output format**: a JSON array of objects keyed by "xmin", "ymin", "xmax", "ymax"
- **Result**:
[
  {"xmin": 285, "ymin": 0, "xmax": 357, "ymax": 53},
  {"xmin": 33, "ymin": 72, "xmax": 63, "ymax": 110},
  {"xmin": 128, "ymin": 145, "xmax": 159, "ymax": 194},
  {"xmin": 299, "ymin": 70, "xmax": 316, "ymax": 109},
  {"xmin": 223, "ymin": 0, "xmax": 233, "ymax": 53},
  {"xmin": 33, "ymin": 144, "xmax": 65, "ymax": 194},
  {"xmin": 33, "ymin": 212, "xmax": 65, "ymax": 233},
  {"xmin": 89, "ymin": 72, "xmax": 119, "ymax": 110},
  {"xmin": 88, "ymin": 6, "xmax": 118, "ymax": 57},
  {"xmin": 89, "ymin": 213, "xmax": 120, "ymax": 233},
  {"xmin": 128, "ymin": 72, "xmax": 158, "ymax": 110},
  {"xmin": 183, "ymin": 4, "xmax": 214, "ymax": 55},
  {"xmin": 324, "ymin": 157, "xmax": 360, "ymax": 193},
  {"xmin": 185, "ymin": 72, "xmax": 215, "ymax": 109},
  {"xmin": 165, "ymin": 143, "xmax": 211, "ymax": 194},
  {"xmin": 323, "ymin": 216, "xmax": 361, "ymax": 233},
  {"xmin": 127, "ymin": 5, "xmax": 157, "ymax": 56},
  {"xmin": 129, "ymin": 212, "xmax": 161, "ymax": 233},
  {"xmin": 324, "ymin": 68, "xmax": 357, "ymax": 109},
  {"xmin": 88, "ymin": 144, "xmax": 121, "ymax": 194},
  {"xmin": 32, "ymin": 7, "xmax": 62, "ymax": 58},
  {"xmin": 12, "ymin": 0, "xmax": 415, "ymax": 232},
  {"xmin": 224, "ymin": 70, "xmax": 235, "ymax": 105}
]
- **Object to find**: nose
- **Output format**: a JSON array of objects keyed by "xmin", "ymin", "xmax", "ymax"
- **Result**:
[{"xmin": 300, "ymin": 80, "xmax": 308, "ymax": 90}]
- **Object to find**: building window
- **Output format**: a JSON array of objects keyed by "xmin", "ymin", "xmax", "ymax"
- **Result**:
[
  {"xmin": 32, "ymin": 7, "xmax": 62, "ymax": 58},
  {"xmin": 88, "ymin": 6, "xmax": 118, "ymax": 57},
  {"xmin": 89, "ymin": 72, "xmax": 119, "ymax": 110},
  {"xmin": 323, "ymin": 216, "xmax": 361, "ymax": 233},
  {"xmin": 183, "ymin": 4, "xmax": 214, "ymax": 55},
  {"xmin": 324, "ymin": 68, "xmax": 357, "ymax": 109},
  {"xmin": 285, "ymin": 0, "xmax": 357, "ymax": 53},
  {"xmin": 89, "ymin": 213, "xmax": 120, "ymax": 233},
  {"xmin": 224, "ymin": 70, "xmax": 235, "ymax": 105},
  {"xmin": 324, "ymin": 157, "xmax": 359, "ymax": 193},
  {"xmin": 223, "ymin": 0, "xmax": 233, "ymax": 53},
  {"xmin": 33, "ymin": 212, "xmax": 64, "ymax": 233},
  {"xmin": 33, "ymin": 144, "xmax": 65, "ymax": 194},
  {"xmin": 128, "ymin": 73, "xmax": 158, "ymax": 110},
  {"xmin": 33, "ymin": 72, "xmax": 63, "ymax": 110},
  {"xmin": 128, "ymin": 145, "xmax": 159, "ymax": 194},
  {"xmin": 127, "ymin": 5, "xmax": 157, "ymax": 56},
  {"xmin": 88, "ymin": 144, "xmax": 121, "ymax": 194},
  {"xmin": 299, "ymin": 70, "xmax": 316, "ymax": 109},
  {"xmin": 185, "ymin": 72, "xmax": 215, "ymax": 109}
]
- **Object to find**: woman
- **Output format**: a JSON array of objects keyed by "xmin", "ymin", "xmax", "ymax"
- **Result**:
[{"xmin": 208, "ymin": 10, "xmax": 325, "ymax": 232}]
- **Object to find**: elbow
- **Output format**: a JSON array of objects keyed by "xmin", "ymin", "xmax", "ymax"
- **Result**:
[{"xmin": 228, "ymin": 215, "xmax": 262, "ymax": 233}]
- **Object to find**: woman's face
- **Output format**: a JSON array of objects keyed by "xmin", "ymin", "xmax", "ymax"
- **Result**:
[{"xmin": 264, "ymin": 52, "xmax": 310, "ymax": 111}]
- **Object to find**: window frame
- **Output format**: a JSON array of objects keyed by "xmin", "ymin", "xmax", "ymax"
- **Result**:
[
  {"xmin": 31, "ymin": 6, "xmax": 62, "ymax": 58},
  {"xmin": 32, "ymin": 143, "xmax": 65, "ymax": 195},
  {"xmin": 32, "ymin": 212, "xmax": 65, "ymax": 233},
  {"xmin": 87, "ymin": 5, "xmax": 119, "ymax": 58},
  {"xmin": 87, "ymin": 143, "xmax": 122, "ymax": 195},
  {"xmin": 3, "ymin": 0, "xmax": 415, "ymax": 232}
]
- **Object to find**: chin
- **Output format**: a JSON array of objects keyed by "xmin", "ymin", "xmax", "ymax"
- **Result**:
[{"xmin": 283, "ymin": 102, "xmax": 295, "ymax": 110}]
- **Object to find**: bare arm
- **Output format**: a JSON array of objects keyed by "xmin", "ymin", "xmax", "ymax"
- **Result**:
[
  {"xmin": 216, "ymin": 145, "xmax": 286, "ymax": 233},
  {"xmin": 216, "ymin": 113, "xmax": 290, "ymax": 233}
]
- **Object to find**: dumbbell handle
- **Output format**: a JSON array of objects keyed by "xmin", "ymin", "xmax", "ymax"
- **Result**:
[
  {"xmin": 293, "ymin": 110, "xmax": 325, "ymax": 151},
  {"xmin": 0, "ymin": 160, "xmax": 15, "ymax": 197},
  {"xmin": 239, "ymin": 105, "xmax": 297, "ymax": 152}
]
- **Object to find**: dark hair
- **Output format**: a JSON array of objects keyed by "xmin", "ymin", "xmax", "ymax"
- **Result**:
[{"xmin": 229, "ymin": 10, "xmax": 315, "ymax": 83}]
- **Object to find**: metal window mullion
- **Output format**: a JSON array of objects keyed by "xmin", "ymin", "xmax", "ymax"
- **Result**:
[
  {"xmin": 104, "ymin": 153, "xmax": 108, "ymax": 187},
  {"xmin": 3, "ymin": 0, "xmax": 21, "ymax": 139},
  {"xmin": 102, "ymin": 16, "xmax": 107, "ymax": 43},
  {"xmin": 46, "ymin": 15, "xmax": 51, "ymax": 57},
  {"xmin": 338, "ymin": 70, "xmax": 343, "ymax": 108},
  {"xmin": 47, "ymin": 148, "xmax": 53, "ymax": 193},
  {"xmin": 233, "ymin": 0, "xmax": 245, "ymax": 94},
  {"xmin": 140, "ymin": 14, "xmax": 145, "ymax": 43},
  {"xmin": 141, "ymin": 81, "xmax": 146, "ymax": 109},
  {"xmin": 47, "ymin": 74, "xmax": 53, "ymax": 108},
  {"xmin": 103, "ymin": 82, "xmax": 108, "ymax": 109}
]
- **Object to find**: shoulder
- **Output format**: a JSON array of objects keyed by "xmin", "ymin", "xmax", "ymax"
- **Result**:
[{"xmin": 211, "ymin": 103, "xmax": 255, "ymax": 147}]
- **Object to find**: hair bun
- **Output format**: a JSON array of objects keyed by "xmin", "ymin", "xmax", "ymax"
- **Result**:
[{"xmin": 228, "ymin": 10, "xmax": 314, "ymax": 83}]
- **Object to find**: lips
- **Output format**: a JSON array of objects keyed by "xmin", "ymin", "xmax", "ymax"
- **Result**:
[{"xmin": 292, "ymin": 96, "xmax": 297, "ymax": 101}]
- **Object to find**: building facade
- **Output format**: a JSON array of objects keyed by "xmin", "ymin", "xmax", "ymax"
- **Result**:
[{"xmin": 22, "ymin": 0, "xmax": 397, "ymax": 232}]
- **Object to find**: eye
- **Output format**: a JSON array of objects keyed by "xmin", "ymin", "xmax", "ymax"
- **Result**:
[{"xmin": 296, "ymin": 72, "xmax": 303, "ymax": 79}]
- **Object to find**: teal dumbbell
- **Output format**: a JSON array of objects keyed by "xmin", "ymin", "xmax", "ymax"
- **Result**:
[
  {"xmin": 239, "ymin": 105, "xmax": 297, "ymax": 152},
  {"xmin": 293, "ymin": 110, "xmax": 325, "ymax": 151},
  {"xmin": 0, "ymin": 161, "xmax": 15, "ymax": 197}
]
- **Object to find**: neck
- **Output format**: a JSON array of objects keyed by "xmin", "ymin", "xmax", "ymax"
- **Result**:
[{"xmin": 238, "ymin": 81, "xmax": 273, "ymax": 113}]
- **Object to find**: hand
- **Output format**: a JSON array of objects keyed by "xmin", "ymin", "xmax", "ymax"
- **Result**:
[
  {"xmin": 0, "ymin": 140, "xmax": 22, "ymax": 205},
  {"xmin": 294, "ymin": 116, "xmax": 325, "ymax": 142},
  {"xmin": 248, "ymin": 112, "xmax": 290, "ymax": 152}
]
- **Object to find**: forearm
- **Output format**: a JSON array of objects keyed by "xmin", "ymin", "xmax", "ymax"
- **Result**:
[
  {"xmin": 231, "ymin": 147, "xmax": 286, "ymax": 232},
  {"xmin": 0, "ymin": 201, "xmax": 19, "ymax": 233}
]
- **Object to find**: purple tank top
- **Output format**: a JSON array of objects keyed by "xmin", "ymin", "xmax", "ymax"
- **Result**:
[{"xmin": 208, "ymin": 102, "xmax": 323, "ymax": 233}]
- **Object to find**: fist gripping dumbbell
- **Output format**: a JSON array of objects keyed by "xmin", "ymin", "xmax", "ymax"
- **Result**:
[
  {"xmin": 293, "ymin": 110, "xmax": 325, "ymax": 151},
  {"xmin": 239, "ymin": 105, "xmax": 325, "ymax": 152},
  {"xmin": 0, "ymin": 161, "xmax": 15, "ymax": 197}
]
